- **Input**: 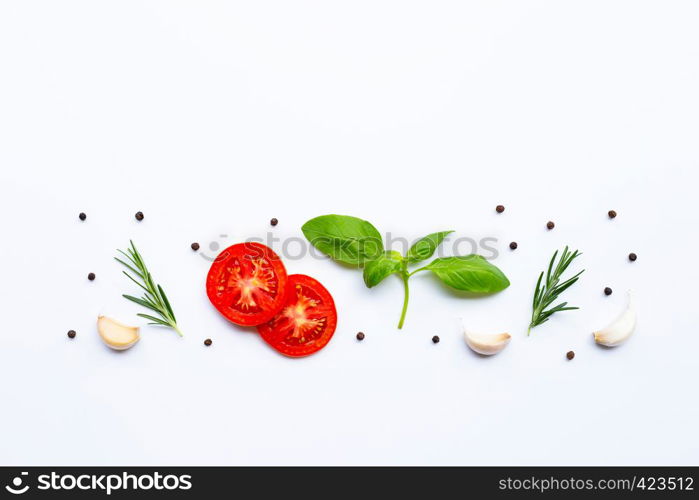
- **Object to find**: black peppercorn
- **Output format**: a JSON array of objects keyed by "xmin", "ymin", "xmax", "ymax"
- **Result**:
[
  {"xmin": 135, "ymin": 211, "xmax": 144, "ymax": 221},
  {"xmin": 191, "ymin": 242, "xmax": 200, "ymax": 251},
  {"xmin": 67, "ymin": 330, "xmax": 76, "ymax": 339},
  {"xmin": 509, "ymin": 242, "xmax": 518, "ymax": 250},
  {"xmin": 79, "ymin": 212, "xmax": 87, "ymax": 221},
  {"xmin": 628, "ymin": 253, "xmax": 637, "ymax": 262},
  {"xmin": 566, "ymin": 351, "xmax": 575, "ymax": 360},
  {"xmin": 496, "ymin": 205, "xmax": 505, "ymax": 213},
  {"xmin": 432, "ymin": 335, "xmax": 440, "ymax": 344},
  {"xmin": 604, "ymin": 287, "xmax": 613, "ymax": 296},
  {"xmin": 87, "ymin": 272, "xmax": 95, "ymax": 281},
  {"xmin": 204, "ymin": 338, "xmax": 212, "ymax": 346},
  {"xmin": 356, "ymin": 332, "xmax": 365, "ymax": 341},
  {"xmin": 270, "ymin": 218, "xmax": 278, "ymax": 226},
  {"xmin": 546, "ymin": 221, "xmax": 555, "ymax": 230},
  {"xmin": 608, "ymin": 210, "xmax": 617, "ymax": 219}
]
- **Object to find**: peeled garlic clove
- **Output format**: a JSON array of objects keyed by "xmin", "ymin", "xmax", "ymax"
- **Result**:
[
  {"xmin": 464, "ymin": 329, "xmax": 511, "ymax": 355},
  {"xmin": 593, "ymin": 290, "xmax": 636, "ymax": 347},
  {"xmin": 98, "ymin": 316, "xmax": 140, "ymax": 350}
]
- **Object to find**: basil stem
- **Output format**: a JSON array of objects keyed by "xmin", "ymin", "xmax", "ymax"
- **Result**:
[{"xmin": 398, "ymin": 261, "xmax": 411, "ymax": 329}]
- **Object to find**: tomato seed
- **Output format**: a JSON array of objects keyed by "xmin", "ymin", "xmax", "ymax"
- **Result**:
[
  {"xmin": 604, "ymin": 287, "xmax": 613, "ymax": 296},
  {"xmin": 509, "ymin": 242, "xmax": 518, "ymax": 250},
  {"xmin": 67, "ymin": 330, "xmax": 76, "ymax": 339},
  {"xmin": 88, "ymin": 273, "xmax": 96, "ymax": 281},
  {"xmin": 566, "ymin": 350, "xmax": 575, "ymax": 360},
  {"xmin": 135, "ymin": 211, "xmax": 144, "ymax": 221},
  {"xmin": 496, "ymin": 205, "xmax": 505, "ymax": 213},
  {"xmin": 432, "ymin": 335, "xmax": 440, "ymax": 344},
  {"xmin": 608, "ymin": 210, "xmax": 617, "ymax": 219},
  {"xmin": 79, "ymin": 212, "xmax": 87, "ymax": 221},
  {"xmin": 191, "ymin": 242, "xmax": 200, "ymax": 251},
  {"xmin": 270, "ymin": 218, "xmax": 278, "ymax": 226},
  {"xmin": 204, "ymin": 338, "xmax": 212, "ymax": 346},
  {"xmin": 546, "ymin": 221, "xmax": 555, "ymax": 230},
  {"xmin": 628, "ymin": 252, "xmax": 637, "ymax": 262},
  {"xmin": 356, "ymin": 332, "xmax": 365, "ymax": 341}
]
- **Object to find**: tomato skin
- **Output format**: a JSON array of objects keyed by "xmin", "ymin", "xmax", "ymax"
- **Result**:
[
  {"xmin": 206, "ymin": 242, "xmax": 288, "ymax": 326},
  {"xmin": 257, "ymin": 274, "xmax": 337, "ymax": 357}
]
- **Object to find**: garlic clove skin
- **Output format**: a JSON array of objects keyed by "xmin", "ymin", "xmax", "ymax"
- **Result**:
[
  {"xmin": 464, "ymin": 329, "xmax": 511, "ymax": 355},
  {"xmin": 97, "ymin": 316, "xmax": 140, "ymax": 350},
  {"xmin": 593, "ymin": 290, "xmax": 636, "ymax": 347}
]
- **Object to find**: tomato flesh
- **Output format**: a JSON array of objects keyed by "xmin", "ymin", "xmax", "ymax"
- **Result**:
[
  {"xmin": 257, "ymin": 274, "xmax": 337, "ymax": 357},
  {"xmin": 206, "ymin": 242, "xmax": 288, "ymax": 326}
]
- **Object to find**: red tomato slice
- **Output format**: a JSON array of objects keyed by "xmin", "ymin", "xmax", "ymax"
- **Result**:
[
  {"xmin": 257, "ymin": 274, "xmax": 337, "ymax": 357},
  {"xmin": 206, "ymin": 242, "xmax": 288, "ymax": 326}
]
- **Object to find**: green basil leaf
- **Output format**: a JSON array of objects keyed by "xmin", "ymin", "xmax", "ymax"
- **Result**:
[
  {"xmin": 406, "ymin": 230, "xmax": 453, "ymax": 263},
  {"xmin": 302, "ymin": 214, "xmax": 384, "ymax": 266},
  {"xmin": 425, "ymin": 255, "xmax": 510, "ymax": 293},
  {"xmin": 363, "ymin": 251, "xmax": 402, "ymax": 288}
]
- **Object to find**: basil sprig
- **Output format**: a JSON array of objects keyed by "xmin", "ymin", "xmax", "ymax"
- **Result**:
[{"xmin": 302, "ymin": 215, "xmax": 510, "ymax": 329}]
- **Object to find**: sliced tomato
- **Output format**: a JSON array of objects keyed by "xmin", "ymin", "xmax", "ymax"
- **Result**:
[
  {"xmin": 206, "ymin": 242, "xmax": 288, "ymax": 326},
  {"xmin": 257, "ymin": 274, "xmax": 337, "ymax": 357}
]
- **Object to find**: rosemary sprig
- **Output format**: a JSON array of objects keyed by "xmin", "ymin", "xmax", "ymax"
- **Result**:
[
  {"xmin": 528, "ymin": 246, "xmax": 584, "ymax": 335},
  {"xmin": 115, "ymin": 240, "xmax": 183, "ymax": 336}
]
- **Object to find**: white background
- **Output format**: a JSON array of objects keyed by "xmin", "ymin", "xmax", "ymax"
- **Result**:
[{"xmin": 1, "ymin": 1, "xmax": 697, "ymax": 466}]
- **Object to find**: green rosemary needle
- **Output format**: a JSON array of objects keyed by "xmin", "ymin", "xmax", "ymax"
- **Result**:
[
  {"xmin": 528, "ymin": 246, "xmax": 584, "ymax": 335},
  {"xmin": 115, "ymin": 240, "xmax": 183, "ymax": 336}
]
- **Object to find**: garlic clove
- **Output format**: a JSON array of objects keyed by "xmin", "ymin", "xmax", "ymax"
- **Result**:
[
  {"xmin": 97, "ymin": 316, "xmax": 140, "ymax": 350},
  {"xmin": 593, "ymin": 290, "xmax": 636, "ymax": 347},
  {"xmin": 464, "ymin": 329, "xmax": 511, "ymax": 355}
]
